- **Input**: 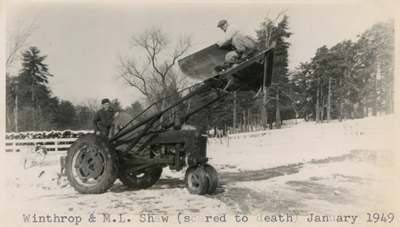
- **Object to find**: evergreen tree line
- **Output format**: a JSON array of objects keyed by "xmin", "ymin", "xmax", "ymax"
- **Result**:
[{"xmin": 291, "ymin": 20, "xmax": 394, "ymax": 122}]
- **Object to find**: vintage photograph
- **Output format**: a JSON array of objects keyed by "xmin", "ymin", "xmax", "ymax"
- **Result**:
[{"xmin": 2, "ymin": 0, "xmax": 398, "ymax": 226}]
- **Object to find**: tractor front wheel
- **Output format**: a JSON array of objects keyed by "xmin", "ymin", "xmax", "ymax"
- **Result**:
[
  {"xmin": 203, "ymin": 164, "xmax": 218, "ymax": 194},
  {"xmin": 185, "ymin": 166, "xmax": 209, "ymax": 195}
]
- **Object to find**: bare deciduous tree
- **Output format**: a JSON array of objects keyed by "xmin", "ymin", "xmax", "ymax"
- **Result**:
[
  {"xmin": 6, "ymin": 16, "xmax": 40, "ymax": 71},
  {"xmin": 117, "ymin": 26, "xmax": 193, "ymax": 115}
]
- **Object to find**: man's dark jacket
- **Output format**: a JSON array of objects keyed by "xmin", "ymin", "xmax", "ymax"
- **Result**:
[{"xmin": 93, "ymin": 108, "xmax": 115, "ymax": 134}]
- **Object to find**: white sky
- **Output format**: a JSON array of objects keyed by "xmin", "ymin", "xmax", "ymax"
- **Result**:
[{"xmin": 3, "ymin": 0, "xmax": 396, "ymax": 108}]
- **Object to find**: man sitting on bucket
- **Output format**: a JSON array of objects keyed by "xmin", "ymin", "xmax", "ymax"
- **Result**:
[{"xmin": 215, "ymin": 19, "xmax": 258, "ymax": 72}]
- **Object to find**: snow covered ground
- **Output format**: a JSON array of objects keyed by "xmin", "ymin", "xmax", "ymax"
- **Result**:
[
  {"xmin": 209, "ymin": 115, "xmax": 396, "ymax": 172},
  {"xmin": 1, "ymin": 115, "xmax": 399, "ymax": 227}
]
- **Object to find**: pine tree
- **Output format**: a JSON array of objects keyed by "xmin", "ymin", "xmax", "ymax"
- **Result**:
[
  {"xmin": 256, "ymin": 14, "xmax": 292, "ymax": 129},
  {"xmin": 17, "ymin": 46, "xmax": 54, "ymax": 131}
]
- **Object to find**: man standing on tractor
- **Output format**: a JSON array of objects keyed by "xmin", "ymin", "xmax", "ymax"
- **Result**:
[
  {"xmin": 215, "ymin": 19, "xmax": 258, "ymax": 72},
  {"xmin": 93, "ymin": 98, "xmax": 115, "ymax": 139}
]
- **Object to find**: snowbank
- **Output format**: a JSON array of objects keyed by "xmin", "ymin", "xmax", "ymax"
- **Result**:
[{"xmin": 208, "ymin": 114, "xmax": 396, "ymax": 172}]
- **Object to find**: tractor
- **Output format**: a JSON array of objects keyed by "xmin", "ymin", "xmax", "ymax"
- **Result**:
[{"xmin": 62, "ymin": 44, "xmax": 275, "ymax": 195}]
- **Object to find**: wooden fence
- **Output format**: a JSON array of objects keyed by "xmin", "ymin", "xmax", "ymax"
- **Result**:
[{"xmin": 5, "ymin": 138, "xmax": 78, "ymax": 152}]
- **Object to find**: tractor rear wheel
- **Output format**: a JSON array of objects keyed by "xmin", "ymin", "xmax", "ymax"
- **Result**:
[
  {"xmin": 119, "ymin": 166, "xmax": 162, "ymax": 189},
  {"xmin": 66, "ymin": 134, "xmax": 118, "ymax": 194}
]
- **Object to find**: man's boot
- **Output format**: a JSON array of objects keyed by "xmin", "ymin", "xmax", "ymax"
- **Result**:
[{"xmin": 214, "ymin": 62, "xmax": 233, "ymax": 72}]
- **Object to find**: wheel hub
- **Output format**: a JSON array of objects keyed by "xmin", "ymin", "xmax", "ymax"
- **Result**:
[
  {"xmin": 73, "ymin": 146, "xmax": 106, "ymax": 185},
  {"xmin": 188, "ymin": 172, "xmax": 201, "ymax": 189},
  {"xmin": 79, "ymin": 150, "xmax": 104, "ymax": 178}
]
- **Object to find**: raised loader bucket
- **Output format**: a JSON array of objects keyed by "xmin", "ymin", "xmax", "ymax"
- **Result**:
[{"xmin": 178, "ymin": 44, "xmax": 274, "ymax": 91}]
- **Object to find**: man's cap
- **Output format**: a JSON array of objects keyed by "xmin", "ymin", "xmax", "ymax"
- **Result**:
[
  {"xmin": 217, "ymin": 20, "xmax": 227, "ymax": 28},
  {"xmin": 101, "ymin": 98, "xmax": 110, "ymax": 104}
]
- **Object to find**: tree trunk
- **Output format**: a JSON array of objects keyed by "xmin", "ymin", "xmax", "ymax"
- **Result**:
[
  {"xmin": 351, "ymin": 102, "xmax": 354, "ymax": 120},
  {"xmin": 261, "ymin": 88, "xmax": 268, "ymax": 130},
  {"xmin": 31, "ymin": 108, "xmax": 35, "ymax": 131},
  {"xmin": 206, "ymin": 115, "xmax": 209, "ymax": 134},
  {"xmin": 339, "ymin": 70, "xmax": 343, "ymax": 122},
  {"xmin": 359, "ymin": 100, "xmax": 365, "ymax": 119},
  {"xmin": 6, "ymin": 110, "xmax": 12, "ymax": 132},
  {"xmin": 268, "ymin": 117, "xmax": 273, "ymax": 130},
  {"xmin": 321, "ymin": 95, "xmax": 325, "ymax": 123},
  {"xmin": 233, "ymin": 92, "xmax": 236, "ymax": 134},
  {"xmin": 327, "ymin": 77, "xmax": 331, "ymax": 123},
  {"xmin": 243, "ymin": 110, "xmax": 247, "ymax": 133},
  {"xmin": 224, "ymin": 124, "xmax": 227, "ymax": 137},
  {"xmin": 38, "ymin": 105, "xmax": 42, "ymax": 130},
  {"xmin": 293, "ymin": 107, "xmax": 298, "ymax": 125},
  {"xmin": 14, "ymin": 94, "xmax": 19, "ymax": 132},
  {"xmin": 247, "ymin": 108, "xmax": 251, "ymax": 132},
  {"xmin": 160, "ymin": 93, "xmax": 166, "ymax": 123},
  {"xmin": 316, "ymin": 80, "xmax": 320, "ymax": 124},
  {"xmin": 372, "ymin": 65, "xmax": 378, "ymax": 116},
  {"xmin": 275, "ymin": 90, "xmax": 281, "ymax": 129},
  {"xmin": 261, "ymin": 52, "xmax": 270, "ymax": 130},
  {"xmin": 320, "ymin": 80, "xmax": 324, "ymax": 123},
  {"xmin": 213, "ymin": 125, "xmax": 217, "ymax": 137}
]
